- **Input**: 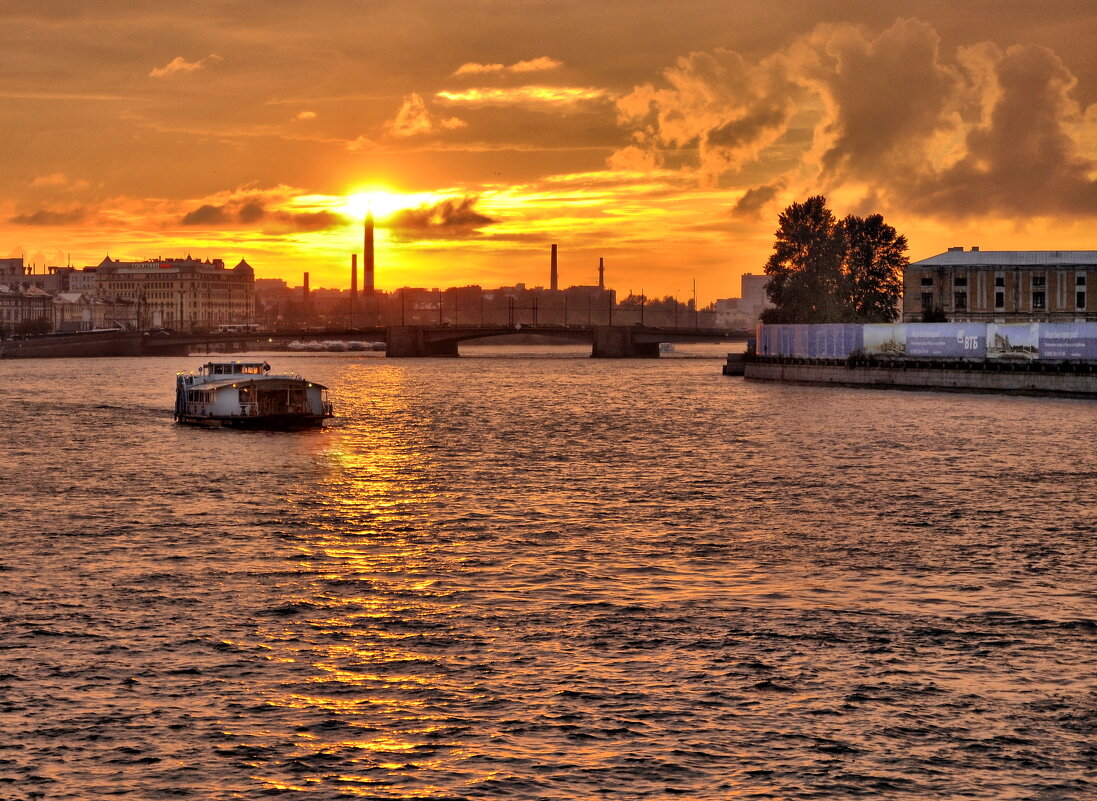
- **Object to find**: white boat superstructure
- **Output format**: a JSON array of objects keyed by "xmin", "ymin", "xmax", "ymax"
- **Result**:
[{"xmin": 174, "ymin": 361, "xmax": 333, "ymax": 430}]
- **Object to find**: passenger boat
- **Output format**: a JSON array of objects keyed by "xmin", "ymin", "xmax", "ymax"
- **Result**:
[{"xmin": 174, "ymin": 361, "xmax": 333, "ymax": 430}]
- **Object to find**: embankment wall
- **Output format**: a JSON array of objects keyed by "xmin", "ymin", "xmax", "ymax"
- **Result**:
[{"xmin": 743, "ymin": 359, "xmax": 1097, "ymax": 397}]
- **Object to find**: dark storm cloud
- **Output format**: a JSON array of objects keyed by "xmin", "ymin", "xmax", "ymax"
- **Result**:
[
  {"xmin": 180, "ymin": 199, "xmax": 346, "ymax": 230},
  {"xmin": 9, "ymin": 208, "xmax": 87, "ymax": 225},
  {"xmin": 388, "ymin": 196, "xmax": 494, "ymax": 236},
  {"xmin": 180, "ymin": 204, "xmax": 229, "ymax": 225},
  {"xmin": 731, "ymin": 183, "xmax": 783, "ymax": 217}
]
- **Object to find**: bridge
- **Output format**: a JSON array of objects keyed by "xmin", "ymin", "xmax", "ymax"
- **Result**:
[
  {"xmin": 0, "ymin": 324, "xmax": 749, "ymax": 359},
  {"xmin": 382, "ymin": 324, "xmax": 747, "ymax": 357}
]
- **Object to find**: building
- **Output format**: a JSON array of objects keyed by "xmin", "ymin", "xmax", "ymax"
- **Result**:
[
  {"xmin": 0, "ymin": 284, "xmax": 53, "ymax": 335},
  {"xmin": 53, "ymin": 292, "xmax": 139, "ymax": 332},
  {"xmin": 904, "ymin": 248, "xmax": 1097, "ymax": 322},
  {"xmin": 714, "ymin": 272, "xmax": 771, "ymax": 329},
  {"xmin": 93, "ymin": 255, "xmax": 255, "ymax": 331}
]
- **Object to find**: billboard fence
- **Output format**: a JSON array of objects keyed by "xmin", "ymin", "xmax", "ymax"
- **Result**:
[{"xmin": 756, "ymin": 322, "xmax": 1097, "ymax": 361}]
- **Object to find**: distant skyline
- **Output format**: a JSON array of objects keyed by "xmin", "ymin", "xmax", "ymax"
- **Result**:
[{"xmin": 4, "ymin": 1, "xmax": 1097, "ymax": 301}]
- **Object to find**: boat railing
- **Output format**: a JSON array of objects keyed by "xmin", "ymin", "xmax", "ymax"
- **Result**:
[{"xmin": 185, "ymin": 401, "xmax": 260, "ymax": 417}]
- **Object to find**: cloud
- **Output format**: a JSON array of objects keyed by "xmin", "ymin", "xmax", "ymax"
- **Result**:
[
  {"xmin": 387, "ymin": 196, "xmax": 494, "ymax": 236},
  {"xmin": 30, "ymin": 173, "xmax": 89, "ymax": 191},
  {"xmin": 612, "ymin": 19, "xmax": 1097, "ymax": 219},
  {"xmin": 436, "ymin": 86, "xmax": 609, "ymax": 109},
  {"xmin": 385, "ymin": 93, "xmax": 466, "ymax": 137},
  {"xmin": 454, "ymin": 57, "xmax": 562, "ymax": 76},
  {"xmin": 180, "ymin": 197, "xmax": 346, "ymax": 231},
  {"xmin": 180, "ymin": 204, "xmax": 230, "ymax": 226},
  {"xmin": 615, "ymin": 48, "xmax": 801, "ymax": 182},
  {"xmin": 292, "ymin": 110, "xmax": 317, "ymax": 122},
  {"xmin": 906, "ymin": 43, "xmax": 1097, "ymax": 216},
  {"xmin": 731, "ymin": 183, "xmax": 783, "ymax": 217},
  {"xmin": 9, "ymin": 208, "xmax": 87, "ymax": 226},
  {"xmin": 149, "ymin": 54, "xmax": 222, "ymax": 78}
]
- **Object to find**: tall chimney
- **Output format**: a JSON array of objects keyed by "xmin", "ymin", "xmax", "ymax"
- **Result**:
[
  {"xmin": 364, "ymin": 210, "xmax": 375, "ymax": 293},
  {"xmin": 550, "ymin": 243, "xmax": 558, "ymax": 291},
  {"xmin": 598, "ymin": 257, "xmax": 605, "ymax": 290},
  {"xmin": 303, "ymin": 272, "xmax": 310, "ymax": 303},
  {"xmin": 350, "ymin": 253, "xmax": 358, "ymax": 311}
]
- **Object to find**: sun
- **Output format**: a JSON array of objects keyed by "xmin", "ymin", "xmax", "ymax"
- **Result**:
[{"xmin": 342, "ymin": 188, "xmax": 432, "ymax": 220}]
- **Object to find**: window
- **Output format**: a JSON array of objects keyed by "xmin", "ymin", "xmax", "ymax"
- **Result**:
[
  {"xmin": 921, "ymin": 293, "xmax": 934, "ymax": 311},
  {"xmin": 1033, "ymin": 291, "xmax": 1046, "ymax": 309},
  {"xmin": 921, "ymin": 276, "xmax": 934, "ymax": 287},
  {"xmin": 954, "ymin": 291, "xmax": 967, "ymax": 309},
  {"xmin": 994, "ymin": 276, "xmax": 1005, "ymax": 287},
  {"xmin": 953, "ymin": 276, "xmax": 968, "ymax": 287},
  {"xmin": 1032, "ymin": 276, "xmax": 1046, "ymax": 287},
  {"xmin": 1077, "ymin": 275, "xmax": 1087, "ymax": 286},
  {"xmin": 995, "ymin": 291, "xmax": 1005, "ymax": 309},
  {"xmin": 1077, "ymin": 291, "xmax": 1087, "ymax": 310}
]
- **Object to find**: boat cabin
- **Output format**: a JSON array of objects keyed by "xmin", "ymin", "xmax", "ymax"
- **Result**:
[{"xmin": 200, "ymin": 361, "xmax": 271, "ymax": 376}]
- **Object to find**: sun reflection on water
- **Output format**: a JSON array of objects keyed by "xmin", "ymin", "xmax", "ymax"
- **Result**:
[{"xmin": 245, "ymin": 363, "xmax": 481, "ymax": 796}]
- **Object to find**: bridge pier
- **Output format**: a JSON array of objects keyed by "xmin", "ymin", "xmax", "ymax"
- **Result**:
[
  {"xmin": 591, "ymin": 326, "xmax": 661, "ymax": 358},
  {"xmin": 386, "ymin": 326, "xmax": 459, "ymax": 357}
]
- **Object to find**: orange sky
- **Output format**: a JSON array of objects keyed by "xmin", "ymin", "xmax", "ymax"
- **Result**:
[{"xmin": 4, "ymin": 1, "xmax": 1097, "ymax": 302}]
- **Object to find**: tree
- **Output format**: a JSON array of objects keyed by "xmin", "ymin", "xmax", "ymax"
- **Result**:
[
  {"xmin": 761, "ymin": 196, "xmax": 848, "ymax": 323},
  {"xmin": 841, "ymin": 213, "xmax": 907, "ymax": 322},
  {"xmin": 761, "ymin": 196, "xmax": 908, "ymax": 323}
]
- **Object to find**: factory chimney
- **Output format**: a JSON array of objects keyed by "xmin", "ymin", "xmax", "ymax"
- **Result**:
[
  {"xmin": 350, "ymin": 253, "xmax": 358, "ymax": 312},
  {"xmin": 364, "ymin": 210, "xmax": 375, "ymax": 293},
  {"xmin": 550, "ymin": 243, "xmax": 558, "ymax": 291},
  {"xmin": 302, "ymin": 272, "xmax": 310, "ymax": 304},
  {"xmin": 598, "ymin": 257, "xmax": 605, "ymax": 290}
]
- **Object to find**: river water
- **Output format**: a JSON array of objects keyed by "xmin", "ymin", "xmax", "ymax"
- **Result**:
[{"xmin": 1, "ymin": 346, "xmax": 1095, "ymax": 800}]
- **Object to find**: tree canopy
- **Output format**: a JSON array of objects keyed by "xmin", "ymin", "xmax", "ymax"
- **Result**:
[{"xmin": 761, "ymin": 196, "xmax": 908, "ymax": 324}]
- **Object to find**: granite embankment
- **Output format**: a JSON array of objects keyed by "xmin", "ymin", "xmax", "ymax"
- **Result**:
[
  {"xmin": 736, "ymin": 355, "xmax": 1097, "ymax": 397},
  {"xmin": 0, "ymin": 332, "xmax": 147, "ymax": 358}
]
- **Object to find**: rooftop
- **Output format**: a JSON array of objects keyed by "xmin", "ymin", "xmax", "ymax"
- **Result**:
[{"xmin": 912, "ymin": 248, "xmax": 1097, "ymax": 267}]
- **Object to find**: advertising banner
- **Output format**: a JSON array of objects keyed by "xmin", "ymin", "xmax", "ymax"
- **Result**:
[
  {"xmin": 986, "ymin": 323, "xmax": 1039, "ymax": 360},
  {"xmin": 806, "ymin": 324, "xmax": 863, "ymax": 358},
  {"xmin": 759, "ymin": 322, "xmax": 1097, "ymax": 362},
  {"xmin": 757, "ymin": 324, "xmax": 864, "ymax": 358},
  {"xmin": 863, "ymin": 324, "xmax": 906, "ymax": 357},
  {"xmin": 905, "ymin": 323, "xmax": 986, "ymax": 358},
  {"xmin": 1036, "ymin": 322, "xmax": 1097, "ymax": 360}
]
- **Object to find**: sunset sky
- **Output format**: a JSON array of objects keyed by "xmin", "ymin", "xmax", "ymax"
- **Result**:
[{"xmin": 4, "ymin": 1, "xmax": 1097, "ymax": 301}]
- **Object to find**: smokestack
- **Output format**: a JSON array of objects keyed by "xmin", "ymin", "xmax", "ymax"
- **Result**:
[
  {"xmin": 550, "ymin": 243, "xmax": 558, "ymax": 291},
  {"xmin": 364, "ymin": 210, "xmax": 375, "ymax": 293},
  {"xmin": 303, "ymin": 272, "xmax": 310, "ymax": 303},
  {"xmin": 598, "ymin": 257, "xmax": 604, "ymax": 290},
  {"xmin": 350, "ymin": 253, "xmax": 358, "ymax": 310}
]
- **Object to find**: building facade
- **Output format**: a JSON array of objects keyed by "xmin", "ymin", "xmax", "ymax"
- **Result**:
[
  {"xmin": 0, "ymin": 285, "xmax": 53, "ymax": 335},
  {"xmin": 904, "ymin": 248, "xmax": 1097, "ymax": 322},
  {"xmin": 714, "ymin": 272, "xmax": 771, "ymax": 329},
  {"xmin": 53, "ymin": 292, "xmax": 139, "ymax": 332},
  {"xmin": 94, "ymin": 256, "xmax": 255, "ymax": 331}
]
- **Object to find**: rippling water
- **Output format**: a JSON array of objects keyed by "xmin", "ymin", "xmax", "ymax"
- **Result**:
[{"xmin": 1, "ymin": 347, "xmax": 1095, "ymax": 799}]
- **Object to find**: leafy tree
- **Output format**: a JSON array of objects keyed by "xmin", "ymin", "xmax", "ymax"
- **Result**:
[
  {"xmin": 841, "ymin": 213, "xmax": 907, "ymax": 322},
  {"xmin": 761, "ymin": 196, "xmax": 848, "ymax": 323},
  {"xmin": 761, "ymin": 196, "xmax": 908, "ymax": 323}
]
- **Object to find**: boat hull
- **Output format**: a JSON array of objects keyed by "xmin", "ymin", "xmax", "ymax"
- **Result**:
[{"xmin": 176, "ymin": 413, "xmax": 329, "ymax": 431}]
